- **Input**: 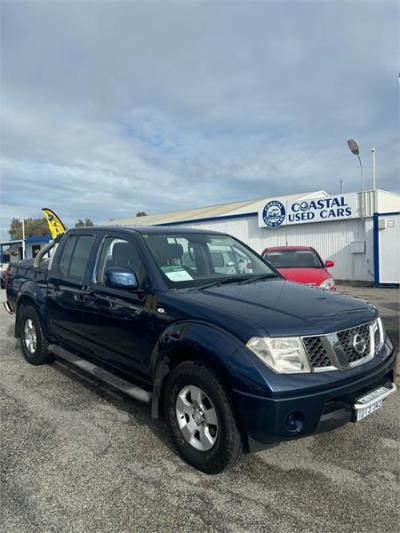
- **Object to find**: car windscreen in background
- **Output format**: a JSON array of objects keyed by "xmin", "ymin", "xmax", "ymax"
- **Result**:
[{"xmin": 266, "ymin": 250, "xmax": 323, "ymax": 268}]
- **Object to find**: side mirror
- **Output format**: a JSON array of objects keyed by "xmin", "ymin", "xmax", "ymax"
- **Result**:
[
  {"xmin": 325, "ymin": 260, "xmax": 335, "ymax": 268},
  {"xmin": 104, "ymin": 267, "xmax": 138, "ymax": 290}
]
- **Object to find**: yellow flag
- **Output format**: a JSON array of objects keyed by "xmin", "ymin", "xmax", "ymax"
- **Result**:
[{"xmin": 41, "ymin": 208, "xmax": 66, "ymax": 240}]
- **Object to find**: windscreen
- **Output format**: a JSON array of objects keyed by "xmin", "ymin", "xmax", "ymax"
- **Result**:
[
  {"xmin": 265, "ymin": 249, "xmax": 323, "ymax": 268},
  {"xmin": 143, "ymin": 232, "xmax": 275, "ymax": 287}
]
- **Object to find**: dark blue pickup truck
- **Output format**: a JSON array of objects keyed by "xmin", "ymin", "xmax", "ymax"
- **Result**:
[{"xmin": 5, "ymin": 226, "xmax": 397, "ymax": 473}]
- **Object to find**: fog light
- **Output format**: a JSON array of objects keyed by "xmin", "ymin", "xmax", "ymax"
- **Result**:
[{"xmin": 285, "ymin": 411, "xmax": 304, "ymax": 433}]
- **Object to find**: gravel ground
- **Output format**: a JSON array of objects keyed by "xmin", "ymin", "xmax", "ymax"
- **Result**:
[{"xmin": 0, "ymin": 286, "xmax": 399, "ymax": 533}]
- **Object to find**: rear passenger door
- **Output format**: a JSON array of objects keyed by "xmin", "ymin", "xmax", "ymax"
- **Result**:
[{"xmin": 47, "ymin": 233, "xmax": 97, "ymax": 348}]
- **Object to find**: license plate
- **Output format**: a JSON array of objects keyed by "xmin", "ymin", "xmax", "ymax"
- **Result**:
[
  {"xmin": 354, "ymin": 385, "xmax": 392, "ymax": 422},
  {"xmin": 356, "ymin": 399, "xmax": 383, "ymax": 421}
]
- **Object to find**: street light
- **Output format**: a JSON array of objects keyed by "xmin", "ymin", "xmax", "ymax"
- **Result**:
[
  {"xmin": 371, "ymin": 148, "xmax": 376, "ymax": 189},
  {"xmin": 20, "ymin": 218, "xmax": 26, "ymax": 259},
  {"xmin": 347, "ymin": 139, "xmax": 363, "ymax": 192}
]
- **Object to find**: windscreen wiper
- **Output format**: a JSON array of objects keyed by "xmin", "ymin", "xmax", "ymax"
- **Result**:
[
  {"xmin": 238, "ymin": 273, "xmax": 278, "ymax": 285},
  {"xmin": 198, "ymin": 276, "xmax": 250, "ymax": 290}
]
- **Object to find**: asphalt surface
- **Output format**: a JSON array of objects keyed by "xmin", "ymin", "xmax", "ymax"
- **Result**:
[{"xmin": 1, "ymin": 287, "xmax": 399, "ymax": 533}]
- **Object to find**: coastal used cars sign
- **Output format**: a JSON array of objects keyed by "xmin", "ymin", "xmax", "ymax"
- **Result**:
[{"xmin": 259, "ymin": 193, "xmax": 359, "ymax": 228}]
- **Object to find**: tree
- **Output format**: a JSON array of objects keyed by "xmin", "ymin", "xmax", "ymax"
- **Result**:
[
  {"xmin": 136, "ymin": 211, "xmax": 148, "ymax": 217},
  {"xmin": 75, "ymin": 218, "xmax": 94, "ymax": 227},
  {"xmin": 8, "ymin": 217, "xmax": 50, "ymax": 240}
]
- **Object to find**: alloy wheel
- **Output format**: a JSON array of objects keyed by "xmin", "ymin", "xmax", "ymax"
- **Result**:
[
  {"xmin": 24, "ymin": 318, "xmax": 37, "ymax": 354},
  {"xmin": 175, "ymin": 385, "xmax": 218, "ymax": 451}
]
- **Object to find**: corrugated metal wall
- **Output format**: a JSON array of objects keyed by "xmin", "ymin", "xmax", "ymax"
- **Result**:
[
  {"xmin": 376, "ymin": 213, "xmax": 400, "ymax": 284},
  {"xmin": 181, "ymin": 215, "xmax": 374, "ymax": 282}
]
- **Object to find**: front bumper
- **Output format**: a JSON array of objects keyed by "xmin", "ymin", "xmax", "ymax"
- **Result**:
[{"xmin": 234, "ymin": 344, "xmax": 397, "ymax": 452}]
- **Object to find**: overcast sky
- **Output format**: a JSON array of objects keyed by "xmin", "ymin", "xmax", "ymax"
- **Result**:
[{"xmin": 0, "ymin": 1, "xmax": 399, "ymax": 239}]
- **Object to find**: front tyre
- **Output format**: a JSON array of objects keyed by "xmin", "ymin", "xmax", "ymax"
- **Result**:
[
  {"xmin": 165, "ymin": 360, "xmax": 243, "ymax": 474},
  {"xmin": 19, "ymin": 305, "xmax": 54, "ymax": 365}
]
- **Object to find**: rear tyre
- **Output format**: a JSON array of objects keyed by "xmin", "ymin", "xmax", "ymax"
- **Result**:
[
  {"xmin": 19, "ymin": 305, "xmax": 54, "ymax": 365},
  {"xmin": 165, "ymin": 360, "xmax": 243, "ymax": 474}
]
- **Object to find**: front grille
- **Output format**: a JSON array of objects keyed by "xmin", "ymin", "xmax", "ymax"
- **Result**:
[
  {"xmin": 303, "ymin": 321, "xmax": 375, "ymax": 371},
  {"xmin": 337, "ymin": 323, "xmax": 370, "ymax": 363},
  {"xmin": 303, "ymin": 337, "xmax": 331, "ymax": 368}
]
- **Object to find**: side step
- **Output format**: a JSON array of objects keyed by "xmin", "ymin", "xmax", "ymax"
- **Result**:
[
  {"xmin": 3, "ymin": 301, "xmax": 13, "ymax": 315},
  {"xmin": 49, "ymin": 344, "xmax": 152, "ymax": 404}
]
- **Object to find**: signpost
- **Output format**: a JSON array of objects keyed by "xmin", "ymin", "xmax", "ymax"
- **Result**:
[
  {"xmin": 21, "ymin": 218, "xmax": 26, "ymax": 260},
  {"xmin": 259, "ymin": 193, "xmax": 360, "ymax": 229}
]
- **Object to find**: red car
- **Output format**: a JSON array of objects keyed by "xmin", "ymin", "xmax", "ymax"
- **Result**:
[{"xmin": 262, "ymin": 246, "xmax": 336, "ymax": 291}]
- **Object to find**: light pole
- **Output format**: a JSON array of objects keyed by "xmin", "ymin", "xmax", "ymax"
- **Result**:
[
  {"xmin": 20, "ymin": 218, "xmax": 26, "ymax": 260},
  {"xmin": 347, "ymin": 139, "xmax": 363, "ymax": 191},
  {"xmin": 371, "ymin": 148, "xmax": 376, "ymax": 189}
]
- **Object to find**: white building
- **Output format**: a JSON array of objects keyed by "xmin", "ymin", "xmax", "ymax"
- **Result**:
[
  {"xmin": 0, "ymin": 235, "xmax": 52, "ymax": 264},
  {"xmin": 110, "ymin": 189, "xmax": 400, "ymax": 285}
]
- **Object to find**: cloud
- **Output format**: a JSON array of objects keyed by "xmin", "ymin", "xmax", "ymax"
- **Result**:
[{"xmin": 0, "ymin": 1, "xmax": 399, "ymax": 239}]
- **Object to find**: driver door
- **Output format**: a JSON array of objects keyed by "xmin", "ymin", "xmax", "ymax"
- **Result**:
[{"xmin": 78, "ymin": 233, "xmax": 156, "ymax": 378}]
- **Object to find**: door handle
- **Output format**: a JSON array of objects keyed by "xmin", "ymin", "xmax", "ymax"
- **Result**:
[
  {"xmin": 80, "ymin": 290, "xmax": 113, "ymax": 308},
  {"xmin": 79, "ymin": 288, "xmax": 95, "ymax": 302}
]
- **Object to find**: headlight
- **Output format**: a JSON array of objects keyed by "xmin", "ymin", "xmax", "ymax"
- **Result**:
[
  {"xmin": 320, "ymin": 278, "xmax": 335, "ymax": 290},
  {"xmin": 376, "ymin": 317, "xmax": 386, "ymax": 351},
  {"xmin": 246, "ymin": 337, "xmax": 311, "ymax": 374}
]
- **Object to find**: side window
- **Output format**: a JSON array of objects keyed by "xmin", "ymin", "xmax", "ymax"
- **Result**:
[
  {"xmin": 96, "ymin": 237, "xmax": 146, "ymax": 286},
  {"xmin": 60, "ymin": 236, "xmax": 78, "ymax": 276},
  {"xmin": 60, "ymin": 235, "xmax": 95, "ymax": 280},
  {"xmin": 69, "ymin": 236, "xmax": 95, "ymax": 279}
]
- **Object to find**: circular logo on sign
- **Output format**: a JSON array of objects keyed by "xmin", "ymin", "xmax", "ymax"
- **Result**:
[
  {"xmin": 262, "ymin": 201, "xmax": 286, "ymax": 228},
  {"xmin": 352, "ymin": 333, "xmax": 367, "ymax": 355}
]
